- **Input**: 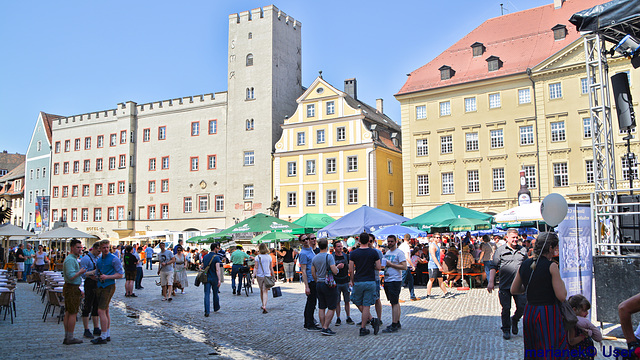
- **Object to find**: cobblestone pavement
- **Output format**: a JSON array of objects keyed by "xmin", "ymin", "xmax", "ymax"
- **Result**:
[{"xmin": 0, "ymin": 272, "xmax": 627, "ymax": 359}]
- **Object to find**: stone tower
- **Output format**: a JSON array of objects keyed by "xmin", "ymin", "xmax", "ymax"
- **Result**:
[{"xmin": 226, "ymin": 5, "xmax": 302, "ymax": 223}]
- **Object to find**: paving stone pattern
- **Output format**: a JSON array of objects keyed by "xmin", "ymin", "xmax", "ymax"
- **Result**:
[{"xmin": 0, "ymin": 272, "xmax": 626, "ymax": 359}]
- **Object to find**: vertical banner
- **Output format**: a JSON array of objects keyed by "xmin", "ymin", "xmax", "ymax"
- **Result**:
[
  {"xmin": 37, "ymin": 196, "xmax": 50, "ymax": 231},
  {"xmin": 557, "ymin": 204, "xmax": 593, "ymax": 318},
  {"xmin": 34, "ymin": 197, "xmax": 42, "ymax": 231}
]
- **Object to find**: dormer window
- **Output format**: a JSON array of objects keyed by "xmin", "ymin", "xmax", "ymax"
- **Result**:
[
  {"xmin": 486, "ymin": 56, "xmax": 503, "ymax": 72},
  {"xmin": 552, "ymin": 24, "xmax": 567, "ymax": 40},
  {"xmin": 471, "ymin": 42, "xmax": 485, "ymax": 57},
  {"xmin": 439, "ymin": 65, "xmax": 455, "ymax": 80}
]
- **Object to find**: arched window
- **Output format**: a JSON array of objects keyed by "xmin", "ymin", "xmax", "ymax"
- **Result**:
[
  {"xmin": 246, "ymin": 87, "xmax": 255, "ymax": 100},
  {"xmin": 246, "ymin": 119, "xmax": 254, "ymax": 131},
  {"xmin": 248, "ymin": 32, "xmax": 252, "ymax": 39},
  {"xmin": 246, "ymin": 54, "xmax": 253, "ymax": 66}
]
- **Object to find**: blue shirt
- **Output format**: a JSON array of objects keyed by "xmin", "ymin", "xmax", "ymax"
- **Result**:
[
  {"xmin": 96, "ymin": 252, "xmax": 124, "ymax": 288},
  {"xmin": 298, "ymin": 247, "xmax": 315, "ymax": 283},
  {"xmin": 201, "ymin": 253, "xmax": 221, "ymax": 282},
  {"xmin": 80, "ymin": 252, "xmax": 99, "ymax": 279}
]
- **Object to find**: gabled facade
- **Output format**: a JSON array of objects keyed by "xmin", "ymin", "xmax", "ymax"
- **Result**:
[
  {"xmin": 395, "ymin": 0, "xmax": 637, "ymax": 217},
  {"xmin": 274, "ymin": 76, "xmax": 403, "ymax": 220},
  {"xmin": 23, "ymin": 112, "xmax": 60, "ymax": 231},
  {"xmin": 0, "ymin": 162, "xmax": 26, "ymax": 226}
]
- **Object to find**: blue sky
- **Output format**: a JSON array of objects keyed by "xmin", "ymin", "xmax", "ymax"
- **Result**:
[{"xmin": 0, "ymin": 0, "xmax": 553, "ymax": 154}]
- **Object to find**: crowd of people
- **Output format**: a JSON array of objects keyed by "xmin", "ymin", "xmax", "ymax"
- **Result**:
[{"xmin": 11, "ymin": 228, "xmax": 640, "ymax": 359}]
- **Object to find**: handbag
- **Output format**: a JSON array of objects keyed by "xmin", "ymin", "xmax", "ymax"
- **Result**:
[
  {"xmin": 325, "ymin": 254, "xmax": 336, "ymax": 288},
  {"xmin": 271, "ymin": 286, "xmax": 282, "ymax": 298},
  {"xmin": 258, "ymin": 255, "xmax": 276, "ymax": 289},
  {"xmin": 558, "ymin": 300, "xmax": 578, "ymax": 330},
  {"xmin": 195, "ymin": 254, "xmax": 215, "ymax": 287}
]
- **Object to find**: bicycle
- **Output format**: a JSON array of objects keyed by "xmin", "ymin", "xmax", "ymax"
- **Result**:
[{"xmin": 239, "ymin": 266, "xmax": 253, "ymax": 296}]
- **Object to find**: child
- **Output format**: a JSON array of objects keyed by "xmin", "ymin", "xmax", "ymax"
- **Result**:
[{"xmin": 568, "ymin": 294, "xmax": 602, "ymax": 360}]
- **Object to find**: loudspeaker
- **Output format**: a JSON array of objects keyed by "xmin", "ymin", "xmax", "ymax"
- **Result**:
[
  {"xmin": 611, "ymin": 72, "xmax": 636, "ymax": 131},
  {"xmin": 618, "ymin": 194, "xmax": 640, "ymax": 254}
]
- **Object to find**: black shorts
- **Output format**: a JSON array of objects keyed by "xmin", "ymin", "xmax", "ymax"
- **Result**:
[
  {"xmin": 383, "ymin": 281, "xmax": 401, "ymax": 305},
  {"xmin": 82, "ymin": 280, "xmax": 99, "ymax": 317},
  {"xmin": 429, "ymin": 268, "xmax": 442, "ymax": 279},
  {"xmin": 316, "ymin": 282, "xmax": 338, "ymax": 310}
]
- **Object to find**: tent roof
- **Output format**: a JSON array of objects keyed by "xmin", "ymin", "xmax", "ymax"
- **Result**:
[
  {"xmin": 37, "ymin": 226, "xmax": 97, "ymax": 239},
  {"xmin": 317, "ymin": 205, "xmax": 409, "ymax": 238},
  {"xmin": 0, "ymin": 223, "xmax": 34, "ymax": 237}
]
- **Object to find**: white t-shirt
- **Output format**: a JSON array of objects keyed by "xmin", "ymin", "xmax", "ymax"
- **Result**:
[
  {"xmin": 35, "ymin": 251, "xmax": 48, "ymax": 265},
  {"xmin": 254, "ymin": 254, "xmax": 272, "ymax": 277},
  {"xmin": 384, "ymin": 248, "xmax": 406, "ymax": 282},
  {"xmin": 398, "ymin": 241, "xmax": 412, "ymax": 269}
]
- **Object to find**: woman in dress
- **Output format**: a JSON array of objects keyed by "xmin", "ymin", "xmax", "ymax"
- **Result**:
[
  {"xmin": 253, "ymin": 243, "xmax": 274, "ymax": 314},
  {"xmin": 173, "ymin": 246, "xmax": 188, "ymax": 294},
  {"xmin": 511, "ymin": 232, "xmax": 569, "ymax": 359}
]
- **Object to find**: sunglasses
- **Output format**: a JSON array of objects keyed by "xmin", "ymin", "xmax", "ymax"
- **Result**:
[{"xmin": 309, "ymin": 237, "xmax": 316, "ymax": 240}]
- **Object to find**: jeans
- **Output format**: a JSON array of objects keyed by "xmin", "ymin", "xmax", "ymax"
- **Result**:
[
  {"xmin": 146, "ymin": 257, "xmax": 152, "ymax": 270},
  {"xmin": 23, "ymin": 263, "xmax": 32, "ymax": 281},
  {"xmin": 483, "ymin": 261, "xmax": 492, "ymax": 283},
  {"xmin": 204, "ymin": 280, "xmax": 220, "ymax": 314},
  {"xmin": 402, "ymin": 269, "xmax": 416, "ymax": 299},
  {"xmin": 304, "ymin": 281, "xmax": 318, "ymax": 328},
  {"xmin": 283, "ymin": 262, "xmax": 295, "ymax": 280},
  {"xmin": 498, "ymin": 289, "xmax": 526, "ymax": 332},
  {"xmin": 231, "ymin": 264, "xmax": 244, "ymax": 291},
  {"xmin": 135, "ymin": 267, "xmax": 144, "ymax": 289}
]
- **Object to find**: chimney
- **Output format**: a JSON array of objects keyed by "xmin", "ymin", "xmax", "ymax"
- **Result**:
[
  {"xmin": 344, "ymin": 78, "xmax": 357, "ymax": 100},
  {"xmin": 554, "ymin": 0, "xmax": 564, "ymax": 9},
  {"xmin": 376, "ymin": 98, "xmax": 383, "ymax": 113}
]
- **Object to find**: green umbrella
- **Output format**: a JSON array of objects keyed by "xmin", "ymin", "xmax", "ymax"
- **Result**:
[
  {"xmin": 186, "ymin": 235, "xmax": 204, "ymax": 244},
  {"xmin": 433, "ymin": 217, "xmax": 492, "ymax": 232},
  {"xmin": 251, "ymin": 232, "xmax": 297, "ymax": 244},
  {"xmin": 291, "ymin": 213, "xmax": 336, "ymax": 235},
  {"xmin": 199, "ymin": 233, "xmax": 232, "ymax": 243},
  {"xmin": 215, "ymin": 213, "xmax": 303, "ymax": 237},
  {"xmin": 403, "ymin": 203, "xmax": 493, "ymax": 231}
]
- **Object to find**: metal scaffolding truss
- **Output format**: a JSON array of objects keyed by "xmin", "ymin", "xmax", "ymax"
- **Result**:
[{"xmin": 584, "ymin": 33, "xmax": 620, "ymax": 254}]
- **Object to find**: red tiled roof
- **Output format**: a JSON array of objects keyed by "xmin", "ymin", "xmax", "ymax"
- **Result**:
[
  {"xmin": 0, "ymin": 153, "xmax": 25, "ymax": 173},
  {"xmin": 40, "ymin": 112, "xmax": 64, "ymax": 143},
  {"xmin": 396, "ymin": 0, "xmax": 607, "ymax": 96}
]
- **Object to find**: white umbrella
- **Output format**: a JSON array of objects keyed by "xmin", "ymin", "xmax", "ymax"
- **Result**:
[{"xmin": 494, "ymin": 202, "xmax": 543, "ymax": 223}]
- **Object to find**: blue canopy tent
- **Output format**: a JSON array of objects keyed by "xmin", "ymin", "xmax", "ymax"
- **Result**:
[
  {"xmin": 372, "ymin": 225, "xmax": 426, "ymax": 240},
  {"xmin": 317, "ymin": 205, "xmax": 409, "ymax": 238}
]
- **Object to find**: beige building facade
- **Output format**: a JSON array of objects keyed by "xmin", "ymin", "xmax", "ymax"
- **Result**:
[
  {"xmin": 396, "ymin": 0, "xmax": 639, "ymax": 217},
  {"xmin": 48, "ymin": 5, "xmax": 302, "ymax": 240}
]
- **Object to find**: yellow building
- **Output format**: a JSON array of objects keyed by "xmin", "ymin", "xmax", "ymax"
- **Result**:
[
  {"xmin": 395, "ymin": 0, "xmax": 639, "ymax": 217},
  {"xmin": 274, "ymin": 76, "xmax": 403, "ymax": 220}
]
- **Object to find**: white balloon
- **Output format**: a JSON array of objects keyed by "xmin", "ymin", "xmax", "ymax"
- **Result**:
[{"xmin": 540, "ymin": 193, "xmax": 568, "ymax": 227}]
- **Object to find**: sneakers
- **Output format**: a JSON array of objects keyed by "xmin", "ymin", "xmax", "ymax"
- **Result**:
[
  {"xmin": 83, "ymin": 329, "xmax": 94, "ymax": 339},
  {"xmin": 410, "ymin": 297, "xmax": 419, "ymax": 301},
  {"xmin": 305, "ymin": 325, "xmax": 322, "ymax": 332},
  {"xmin": 321, "ymin": 328, "xmax": 337, "ymax": 336},
  {"xmin": 205, "ymin": 313, "xmax": 210, "ymax": 317},
  {"xmin": 511, "ymin": 318, "xmax": 519, "ymax": 335},
  {"xmin": 345, "ymin": 317, "xmax": 355, "ymax": 325},
  {"xmin": 130, "ymin": 293, "xmax": 137, "ymax": 298},
  {"xmin": 381, "ymin": 325, "xmax": 398, "ymax": 333},
  {"xmin": 503, "ymin": 330, "xmax": 511, "ymax": 340},
  {"xmin": 443, "ymin": 292, "xmax": 454, "ymax": 298},
  {"xmin": 91, "ymin": 337, "xmax": 107, "ymax": 345},
  {"xmin": 335, "ymin": 318, "xmax": 341, "ymax": 326},
  {"xmin": 232, "ymin": 289, "xmax": 236, "ymax": 295},
  {"xmin": 372, "ymin": 318, "xmax": 380, "ymax": 335},
  {"xmin": 359, "ymin": 328, "xmax": 371, "ymax": 336},
  {"xmin": 63, "ymin": 338, "xmax": 83, "ymax": 345}
]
